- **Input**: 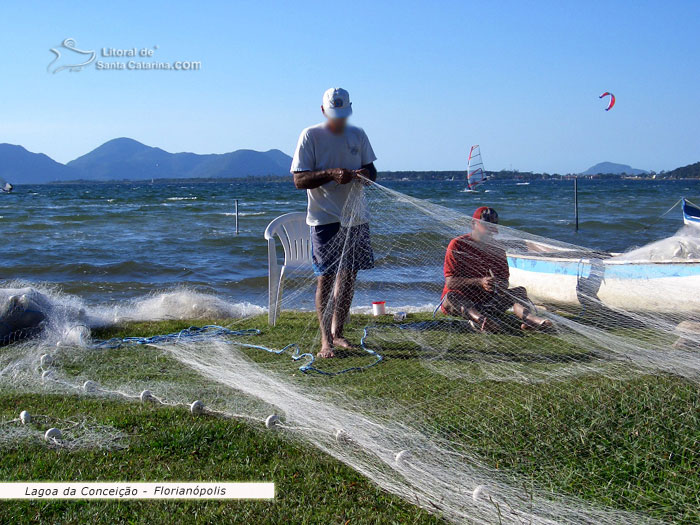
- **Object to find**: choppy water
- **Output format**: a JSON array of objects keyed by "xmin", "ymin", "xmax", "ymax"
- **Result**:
[{"xmin": 1, "ymin": 179, "xmax": 698, "ymax": 309}]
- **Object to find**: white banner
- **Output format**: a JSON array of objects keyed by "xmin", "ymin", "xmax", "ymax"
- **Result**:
[{"xmin": 0, "ymin": 482, "xmax": 274, "ymax": 500}]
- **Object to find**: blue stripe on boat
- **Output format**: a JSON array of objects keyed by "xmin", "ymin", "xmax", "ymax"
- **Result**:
[{"xmin": 507, "ymin": 256, "xmax": 700, "ymax": 280}]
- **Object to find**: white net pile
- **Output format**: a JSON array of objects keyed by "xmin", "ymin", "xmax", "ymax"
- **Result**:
[
  {"xmin": 1, "ymin": 180, "xmax": 699, "ymax": 523},
  {"xmin": 612, "ymin": 227, "xmax": 700, "ymax": 262}
]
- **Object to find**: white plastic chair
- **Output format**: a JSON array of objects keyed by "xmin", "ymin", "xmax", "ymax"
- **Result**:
[{"xmin": 264, "ymin": 212, "xmax": 312, "ymax": 325}]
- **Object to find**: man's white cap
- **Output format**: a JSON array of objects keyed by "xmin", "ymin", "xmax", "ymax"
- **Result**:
[{"xmin": 322, "ymin": 87, "xmax": 352, "ymax": 118}]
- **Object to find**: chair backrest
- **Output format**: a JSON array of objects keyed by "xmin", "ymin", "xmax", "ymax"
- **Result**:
[{"xmin": 264, "ymin": 212, "xmax": 312, "ymax": 267}]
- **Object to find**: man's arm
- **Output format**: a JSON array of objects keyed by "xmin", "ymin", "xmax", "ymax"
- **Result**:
[
  {"xmin": 444, "ymin": 240, "xmax": 492, "ymax": 293},
  {"xmin": 446, "ymin": 275, "xmax": 495, "ymax": 293},
  {"xmin": 293, "ymin": 168, "xmax": 354, "ymax": 189}
]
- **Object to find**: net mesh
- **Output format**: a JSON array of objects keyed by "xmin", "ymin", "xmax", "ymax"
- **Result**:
[
  {"xmin": 0, "ymin": 413, "xmax": 127, "ymax": 451},
  {"xmin": 1, "ymin": 180, "xmax": 699, "ymax": 523}
]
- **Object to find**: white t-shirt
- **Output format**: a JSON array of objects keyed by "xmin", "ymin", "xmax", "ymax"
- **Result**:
[{"xmin": 291, "ymin": 123, "xmax": 377, "ymax": 226}]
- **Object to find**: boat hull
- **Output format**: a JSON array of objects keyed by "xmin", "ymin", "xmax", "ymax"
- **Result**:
[
  {"xmin": 682, "ymin": 198, "xmax": 700, "ymax": 226},
  {"xmin": 508, "ymin": 254, "xmax": 700, "ymax": 314}
]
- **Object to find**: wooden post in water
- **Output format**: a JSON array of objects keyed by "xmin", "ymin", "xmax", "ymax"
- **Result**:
[
  {"xmin": 574, "ymin": 178, "xmax": 579, "ymax": 232},
  {"xmin": 235, "ymin": 199, "xmax": 239, "ymax": 235}
]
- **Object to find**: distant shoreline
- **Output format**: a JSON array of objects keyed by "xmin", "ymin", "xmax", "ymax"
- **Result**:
[
  {"xmin": 3, "ymin": 137, "xmax": 699, "ymax": 184},
  {"xmin": 20, "ymin": 171, "xmax": 700, "ymax": 186}
]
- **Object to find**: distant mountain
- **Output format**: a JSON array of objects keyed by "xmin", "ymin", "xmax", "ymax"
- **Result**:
[
  {"xmin": 0, "ymin": 139, "xmax": 294, "ymax": 184},
  {"xmin": 67, "ymin": 138, "xmax": 292, "ymax": 180},
  {"xmin": 0, "ymin": 144, "xmax": 75, "ymax": 184},
  {"xmin": 580, "ymin": 162, "xmax": 648, "ymax": 176}
]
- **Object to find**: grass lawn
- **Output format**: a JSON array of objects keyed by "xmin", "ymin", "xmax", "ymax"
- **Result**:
[
  {"xmin": 0, "ymin": 393, "xmax": 442, "ymax": 524},
  {"xmin": 0, "ymin": 312, "xmax": 698, "ymax": 523}
]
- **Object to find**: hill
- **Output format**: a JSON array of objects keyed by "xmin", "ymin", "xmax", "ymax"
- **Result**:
[
  {"xmin": 67, "ymin": 138, "xmax": 292, "ymax": 180},
  {"xmin": 0, "ymin": 144, "xmax": 76, "ymax": 184},
  {"xmin": 664, "ymin": 161, "xmax": 700, "ymax": 179},
  {"xmin": 580, "ymin": 162, "xmax": 648, "ymax": 176}
]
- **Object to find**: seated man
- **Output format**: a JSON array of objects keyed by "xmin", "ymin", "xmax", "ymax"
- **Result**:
[{"xmin": 440, "ymin": 206, "xmax": 552, "ymax": 332}]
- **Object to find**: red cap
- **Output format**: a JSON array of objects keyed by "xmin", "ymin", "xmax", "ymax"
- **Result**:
[{"xmin": 473, "ymin": 206, "xmax": 489, "ymax": 220}]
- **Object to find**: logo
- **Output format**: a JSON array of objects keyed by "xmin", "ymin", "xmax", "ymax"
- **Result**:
[
  {"xmin": 347, "ymin": 138, "xmax": 359, "ymax": 155},
  {"xmin": 331, "ymin": 98, "xmax": 344, "ymax": 108},
  {"xmin": 47, "ymin": 38, "xmax": 96, "ymax": 74},
  {"xmin": 46, "ymin": 38, "xmax": 202, "ymax": 74}
]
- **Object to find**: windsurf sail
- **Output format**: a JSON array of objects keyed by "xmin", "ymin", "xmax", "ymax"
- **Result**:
[
  {"xmin": 0, "ymin": 178, "xmax": 12, "ymax": 193},
  {"xmin": 682, "ymin": 198, "xmax": 700, "ymax": 226},
  {"xmin": 466, "ymin": 145, "xmax": 486, "ymax": 191}
]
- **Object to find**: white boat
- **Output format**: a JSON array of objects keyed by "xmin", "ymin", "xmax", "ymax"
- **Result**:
[
  {"xmin": 1, "ymin": 178, "xmax": 12, "ymax": 193},
  {"xmin": 682, "ymin": 198, "xmax": 700, "ymax": 226},
  {"xmin": 507, "ymin": 200, "xmax": 700, "ymax": 313},
  {"xmin": 507, "ymin": 241, "xmax": 700, "ymax": 314}
]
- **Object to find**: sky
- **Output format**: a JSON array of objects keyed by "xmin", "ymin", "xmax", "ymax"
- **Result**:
[{"xmin": 0, "ymin": 0, "xmax": 699, "ymax": 174}]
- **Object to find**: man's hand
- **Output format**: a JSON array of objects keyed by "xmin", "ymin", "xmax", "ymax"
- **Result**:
[
  {"xmin": 479, "ymin": 276, "xmax": 495, "ymax": 292},
  {"xmin": 495, "ymin": 278, "xmax": 509, "ymax": 290},
  {"xmin": 330, "ymin": 168, "xmax": 354, "ymax": 185},
  {"xmin": 353, "ymin": 168, "xmax": 372, "ymax": 185}
]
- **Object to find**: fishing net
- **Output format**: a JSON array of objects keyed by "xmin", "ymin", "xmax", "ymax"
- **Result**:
[
  {"xmin": 1, "ymin": 180, "xmax": 699, "ymax": 523},
  {"xmin": 613, "ymin": 227, "xmax": 700, "ymax": 262},
  {"xmin": 0, "ymin": 413, "xmax": 127, "ymax": 451}
]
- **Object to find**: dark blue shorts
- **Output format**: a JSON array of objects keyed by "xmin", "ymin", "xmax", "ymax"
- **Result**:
[{"xmin": 311, "ymin": 222, "xmax": 375, "ymax": 277}]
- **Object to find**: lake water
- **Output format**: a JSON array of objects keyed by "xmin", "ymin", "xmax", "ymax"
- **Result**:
[{"xmin": 1, "ymin": 179, "xmax": 698, "ymax": 310}]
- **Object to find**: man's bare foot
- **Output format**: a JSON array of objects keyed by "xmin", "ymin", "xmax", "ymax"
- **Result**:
[
  {"xmin": 480, "ymin": 317, "xmax": 501, "ymax": 332},
  {"xmin": 521, "ymin": 317, "xmax": 554, "ymax": 332},
  {"xmin": 332, "ymin": 335, "xmax": 354, "ymax": 349},
  {"xmin": 318, "ymin": 346, "xmax": 335, "ymax": 358},
  {"xmin": 469, "ymin": 316, "xmax": 500, "ymax": 333}
]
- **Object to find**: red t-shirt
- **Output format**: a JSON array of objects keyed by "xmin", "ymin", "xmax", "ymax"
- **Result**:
[{"xmin": 441, "ymin": 234, "xmax": 510, "ymax": 303}]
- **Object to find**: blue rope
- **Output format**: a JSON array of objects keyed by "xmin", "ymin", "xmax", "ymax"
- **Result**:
[
  {"xmin": 93, "ymin": 324, "xmax": 384, "ymax": 376},
  {"xmin": 223, "ymin": 328, "xmax": 383, "ymax": 376},
  {"xmin": 93, "ymin": 325, "xmax": 261, "ymax": 349}
]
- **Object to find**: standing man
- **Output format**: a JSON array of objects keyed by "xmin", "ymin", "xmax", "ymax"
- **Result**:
[{"xmin": 291, "ymin": 88, "xmax": 378, "ymax": 358}]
